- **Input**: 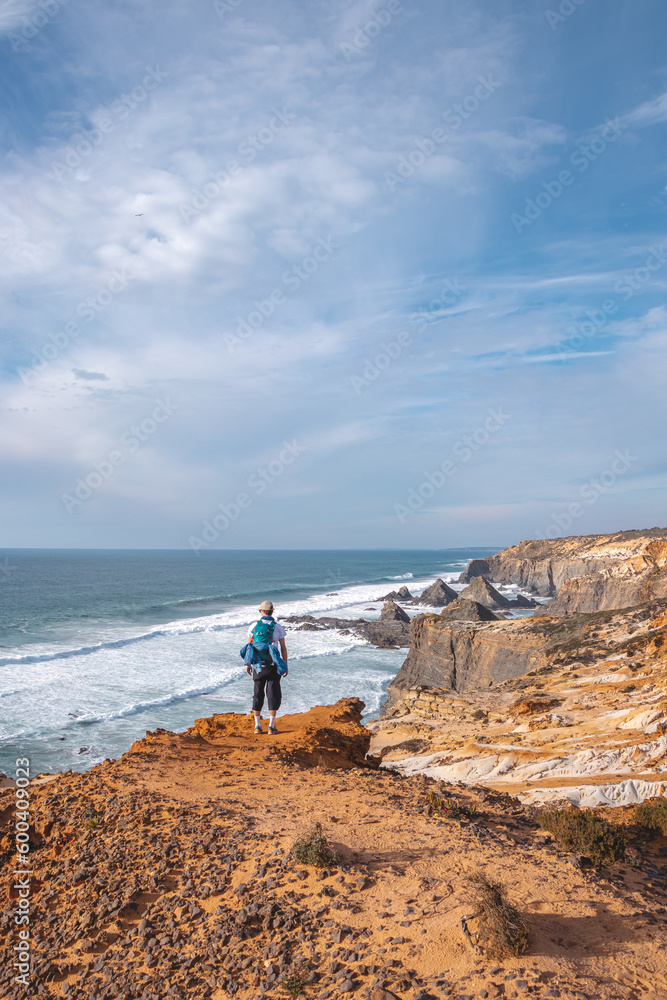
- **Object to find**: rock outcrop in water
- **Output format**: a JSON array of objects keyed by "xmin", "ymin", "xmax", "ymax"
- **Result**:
[
  {"xmin": 376, "ymin": 585, "xmax": 414, "ymax": 602},
  {"xmin": 416, "ymin": 578, "xmax": 458, "ymax": 607},
  {"xmin": 459, "ymin": 528, "xmax": 667, "ymax": 614},
  {"xmin": 458, "ymin": 576, "xmax": 537, "ymax": 610},
  {"xmin": 280, "ymin": 607, "xmax": 410, "ymax": 648}
]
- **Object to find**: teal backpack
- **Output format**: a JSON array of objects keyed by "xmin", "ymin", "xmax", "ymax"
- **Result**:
[{"xmin": 252, "ymin": 617, "xmax": 275, "ymax": 663}]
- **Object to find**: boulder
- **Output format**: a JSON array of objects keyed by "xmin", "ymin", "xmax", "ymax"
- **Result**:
[
  {"xmin": 417, "ymin": 578, "xmax": 458, "ymax": 607},
  {"xmin": 439, "ymin": 599, "xmax": 500, "ymax": 622},
  {"xmin": 379, "ymin": 601, "xmax": 410, "ymax": 623}
]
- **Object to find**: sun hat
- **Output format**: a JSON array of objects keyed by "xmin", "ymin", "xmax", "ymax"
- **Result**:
[{"xmin": 259, "ymin": 600, "xmax": 274, "ymax": 612}]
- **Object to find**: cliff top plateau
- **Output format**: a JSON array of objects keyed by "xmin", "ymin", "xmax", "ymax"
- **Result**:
[{"xmin": 4, "ymin": 699, "xmax": 667, "ymax": 1000}]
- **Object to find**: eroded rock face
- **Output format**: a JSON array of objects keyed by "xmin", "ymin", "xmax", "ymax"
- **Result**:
[
  {"xmin": 383, "ymin": 615, "xmax": 548, "ymax": 706},
  {"xmin": 458, "ymin": 529, "xmax": 667, "ymax": 612}
]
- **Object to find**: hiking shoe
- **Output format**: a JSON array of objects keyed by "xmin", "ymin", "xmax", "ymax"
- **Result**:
[
  {"xmin": 254, "ymin": 724, "xmax": 263, "ymax": 734},
  {"xmin": 268, "ymin": 725, "xmax": 278, "ymax": 735}
]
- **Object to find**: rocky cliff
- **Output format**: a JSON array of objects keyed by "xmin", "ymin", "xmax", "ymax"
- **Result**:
[
  {"xmin": 371, "ymin": 597, "xmax": 667, "ymax": 810},
  {"xmin": 384, "ymin": 614, "xmax": 549, "ymax": 707},
  {"xmin": 459, "ymin": 528, "xmax": 667, "ymax": 613}
]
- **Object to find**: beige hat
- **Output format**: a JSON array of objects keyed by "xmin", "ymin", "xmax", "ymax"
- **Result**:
[{"xmin": 259, "ymin": 600, "xmax": 274, "ymax": 612}]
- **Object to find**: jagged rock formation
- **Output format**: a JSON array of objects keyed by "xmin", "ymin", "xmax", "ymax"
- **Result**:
[
  {"xmin": 459, "ymin": 576, "xmax": 512, "ymax": 608},
  {"xmin": 459, "ymin": 576, "xmax": 537, "ymax": 611},
  {"xmin": 459, "ymin": 528, "xmax": 667, "ymax": 614},
  {"xmin": 439, "ymin": 599, "xmax": 500, "ymax": 622},
  {"xmin": 416, "ymin": 578, "xmax": 458, "ymax": 607},
  {"xmin": 376, "ymin": 585, "xmax": 414, "ymax": 602},
  {"xmin": 379, "ymin": 600, "xmax": 410, "ymax": 623}
]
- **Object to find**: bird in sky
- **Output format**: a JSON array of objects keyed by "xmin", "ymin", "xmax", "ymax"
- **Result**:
[{"xmin": 135, "ymin": 213, "xmax": 144, "ymax": 216}]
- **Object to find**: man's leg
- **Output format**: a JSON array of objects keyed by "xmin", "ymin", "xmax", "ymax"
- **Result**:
[
  {"xmin": 252, "ymin": 677, "xmax": 266, "ymax": 729},
  {"xmin": 267, "ymin": 678, "xmax": 282, "ymax": 732}
]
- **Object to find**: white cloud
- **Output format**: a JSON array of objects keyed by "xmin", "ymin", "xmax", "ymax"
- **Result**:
[{"xmin": 623, "ymin": 91, "xmax": 667, "ymax": 129}]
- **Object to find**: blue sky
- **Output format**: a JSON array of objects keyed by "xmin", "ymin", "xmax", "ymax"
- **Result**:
[{"xmin": 1, "ymin": 0, "xmax": 666, "ymax": 549}]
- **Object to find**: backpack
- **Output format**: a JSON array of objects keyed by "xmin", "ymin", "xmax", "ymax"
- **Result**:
[{"xmin": 251, "ymin": 617, "xmax": 276, "ymax": 663}]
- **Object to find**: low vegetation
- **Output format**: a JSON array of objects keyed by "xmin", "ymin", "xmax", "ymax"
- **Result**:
[
  {"xmin": 291, "ymin": 823, "xmax": 338, "ymax": 867},
  {"xmin": 281, "ymin": 976, "xmax": 309, "ymax": 997},
  {"xmin": 427, "ymin": 791, "xmax": 477, "ymax": 820},
  {"xmin": 468, "ymin": 873, "xmax": 529, "ymax": 957},
  {"xmin": 634, "ymin": 797, "xmax": 667, "ymax": 836},
  {"xmin": 537, "ymin": 807, "xmax": 625, "ymax": 865}
]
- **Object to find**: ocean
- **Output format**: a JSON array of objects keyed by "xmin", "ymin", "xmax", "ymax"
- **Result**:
[{"xmin": 0, "ymin": 548, "xmax": 498, "ymax": 776}]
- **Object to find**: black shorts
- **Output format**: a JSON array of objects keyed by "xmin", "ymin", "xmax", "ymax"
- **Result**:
[{"xmin": 252, "ymin": 672, "xmax": 282, "ymax": 713}]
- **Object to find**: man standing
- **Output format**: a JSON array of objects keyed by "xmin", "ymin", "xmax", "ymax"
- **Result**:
[{"xmin": 246, "ymin": 600, "xmax": 288, "ymax": 734}]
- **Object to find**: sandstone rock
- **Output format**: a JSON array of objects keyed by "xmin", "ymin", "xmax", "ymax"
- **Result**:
[
  {"xmin": 417, "ymin": 579, "xmax": 458, "ymax": 607},
  {"xmin": 440, "ymin": 599, "xmax": 500, "ymax": 622}
]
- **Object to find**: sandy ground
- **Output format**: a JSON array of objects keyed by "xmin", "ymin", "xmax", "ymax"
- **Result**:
[{"xmin": 2, "ymin": 700, "xmax": 667, "ymax": 1000}]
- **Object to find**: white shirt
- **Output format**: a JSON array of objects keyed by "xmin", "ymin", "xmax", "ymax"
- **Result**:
[{"xmin": 247, "ymin": 617, "xmax": 286, "ymax": 643}]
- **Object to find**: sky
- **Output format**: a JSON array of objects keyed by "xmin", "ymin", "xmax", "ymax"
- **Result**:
[{"xmin": 1, "ymin": 0, "xmax": 666, "ymax": 551}]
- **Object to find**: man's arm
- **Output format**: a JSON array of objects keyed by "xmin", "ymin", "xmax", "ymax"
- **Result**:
[{"xmin": 279, "ymin": 637, "xmax": 288, "ymax": 674}]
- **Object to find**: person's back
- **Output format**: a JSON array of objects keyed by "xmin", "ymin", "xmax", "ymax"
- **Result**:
[{"xmin": 246, "ymin": 600, "xmax": 288, "ymax": 733}]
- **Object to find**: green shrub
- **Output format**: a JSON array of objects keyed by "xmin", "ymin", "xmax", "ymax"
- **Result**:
[
  {"xmin": 635, "ymin": 797, "xmax": 667, "ymax": 835},
  {"xmin": 291, "ymin": 823, "xmax": 338, "ymax": 867},
  {"xmin": 468, "ymin": 874, "xmax": 529, "ymax": 958},
  {"xmin": 281, "ymin": 976, "xmax": 309, "ymax": 997},
  {"xmin": 537, "ymin": 807, "xmax": 625, "ymax": 865}
]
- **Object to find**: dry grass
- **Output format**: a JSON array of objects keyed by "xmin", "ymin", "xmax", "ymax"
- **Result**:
[
  {"xmin": 291, "ymin": 823, "xmax": 338, "ymax": 867},
  {"xmin": 467, "ymin": 873, "xmax": 529, "ymax": 958},
  {"xmin": 537, "ymin": 807, "xmax": 625, "ymax": 866}
]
